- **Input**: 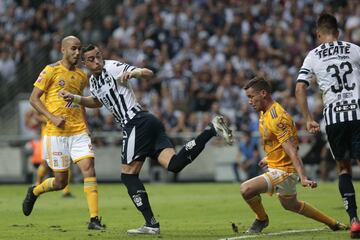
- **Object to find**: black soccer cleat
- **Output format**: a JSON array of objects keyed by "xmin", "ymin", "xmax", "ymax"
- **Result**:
[
  {"xmin": 245, "ymin": 218, "xmax": 269, "ymax": 234},
  {"xmin": 22, "ymin": 186, "xmax": 38, "ymax": 216},
  {"xmin": 88, "ymin": 216, "xmax": 106, "ymax": 230}
]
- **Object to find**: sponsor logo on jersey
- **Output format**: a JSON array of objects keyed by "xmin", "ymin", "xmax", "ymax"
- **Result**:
[{"xmin": 334, "ymin": 103, "xmax": 357, "ymax": 112}]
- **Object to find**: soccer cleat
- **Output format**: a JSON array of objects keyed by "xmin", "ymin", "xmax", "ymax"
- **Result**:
[
  {"xmin": 245, "ymin": 218, "xmax": 269, "ymax": 234},
  {"xmin": 62, "ymin": 192, "xmax": 75, "ymax": 198},
  {"xmin": 330, "ymin": 221, "xmax": 349, "ymax": 231},
  {"xmin": 22, "ymin": 186, "xmax": 38, "ymax": 216},
  {"xmin": 127, "ymin": 225, "xmax": 160, "ymax": 235},
  {"xmin": 211, "ymin": 115, "xmax": 234, "ymax": 145},
  {"xmin": 351, "ymin": 217, "xmax": 360, "ymax": 238},
  {"xmin": 88, "ymin": 216, "xmax": 106, "ymax": 230}
]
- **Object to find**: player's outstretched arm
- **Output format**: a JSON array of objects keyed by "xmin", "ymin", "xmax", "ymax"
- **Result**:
[
  {"xmin": 281, "ymin": 138, "xmax": 317, "ymax": 188},
  {"xmin": 119, "ymin": 68, "xmax": 154, "ymax": 83},
  {"xmin": 58, "ymin": 89, "xmax": 102, "ymax": 108},
  {"xmin": 295, "ymin": 82, "xmax": 320, "ymax": 133}
]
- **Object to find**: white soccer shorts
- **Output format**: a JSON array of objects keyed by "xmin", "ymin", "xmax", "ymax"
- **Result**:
[
  {"xmin": 262, "ymin": 168, "xmax": 298, "ymax": 196},
  {"xmin": 42, "ymin": 132, "xmax": 95, "ymax": 172}
]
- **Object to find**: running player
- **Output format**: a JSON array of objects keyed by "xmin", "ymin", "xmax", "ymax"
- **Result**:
[
  {"xmin": 295, "ymin": 13, "xmax": 360, "ymax": 238},
  {"xmin": 22, "ymin": 36, "xmax": 104, "ymax": 230}
]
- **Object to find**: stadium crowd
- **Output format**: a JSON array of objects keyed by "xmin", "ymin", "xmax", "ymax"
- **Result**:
[{"xmin": 1, "ymin": 0, "xmax": 360, "ymax": 179}]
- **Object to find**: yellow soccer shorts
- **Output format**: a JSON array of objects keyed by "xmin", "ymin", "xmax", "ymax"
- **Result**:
[{"xmin": 262, "ymin": 168, "xmax": 298, "ymax": 196}]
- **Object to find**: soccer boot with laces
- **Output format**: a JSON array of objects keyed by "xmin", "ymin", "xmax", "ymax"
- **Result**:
[
  {"xmin": 127, "ymin": 223, "xmax": 160, "ymax": 235},
  {"xmin": 245, "ymin": 218, "xmax": 269, "ymax": 234},
  {"xmin": 22, "ymin": 186, "xmax": 38, "ymax": 216},
  {"xmin": 329, "ymin": 221, "xmax": 349, "ymax": 231},
  {"xmin": 88, "ymin": 216, "xmax": 106, "ymax": 230},
  {"xmin": 211, "ymin": 115, "xmax": 234, "ymax": 145}
]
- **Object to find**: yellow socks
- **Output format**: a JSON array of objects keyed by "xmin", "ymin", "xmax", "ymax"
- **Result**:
[
  {"xmin": 62, "ymin": 169, "xmax": 72, "ymax": 194},
  {"xmin": 84, "ymin": 177, "xmax": 99, "ymax": 218},
  {"xmin": 33, "ymin": 178, "xmax": 55, "ymax": 196},
  {"xmin": 298, "ymin": 201, "xmax": 337, "ymax": 227},
  {"xmin": 36, "ymin": 162, "xmax": 48, "ymax": 185},
  {"xmin": 246, "ymin": 195, "xmax": 268, "ymax": 221}
]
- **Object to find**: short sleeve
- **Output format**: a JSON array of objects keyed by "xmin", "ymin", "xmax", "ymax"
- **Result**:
[
  {"xmin": 269, "ymin": 114, "xmax": 296, "ymax": 144},
  {"xmin": 106, "ymin": 60, "xmax": 136, "ymax": 79},
  {"xmin": 33, "ymin": 65, "xmax": 53, "ymax": 92},
  {"xmin": 296, "ymin": 53, "xmax": 314, "ymax": 86}
]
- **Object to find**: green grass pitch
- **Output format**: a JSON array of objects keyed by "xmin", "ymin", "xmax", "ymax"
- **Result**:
[{"xmin": 0, "ymin": 182, "xmax": 356, "ymax": 239}]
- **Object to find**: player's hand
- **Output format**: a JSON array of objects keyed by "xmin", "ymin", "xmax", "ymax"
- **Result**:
[
  {"xmin": 51, "ymin": 116, "xmax": 65, "ymax": 129},
  {"xmin": 258, "ymin": 157, "xmax": 268, "ymax": 169},
  {"xmin": 300, "ymin": 177, "xmax": 317, "ymax": 188},
  {"xmin": 58, "ymin": 89, "xmax": 74, "ymax": 102},
  {"xmin": 119, "ymin": 72, "xmax": 132, "ymax": 83},
  {"xmin": 306, "ymin": 120, "xmax": 320, "ymax": 134}
]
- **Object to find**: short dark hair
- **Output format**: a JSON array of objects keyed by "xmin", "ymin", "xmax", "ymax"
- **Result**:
[
  {"xmin": 317, "ymin": 12, "xmax": 338, "ymax": 35},
  {"xmin": 243, "ymin": 76, "xmax": 272, "ymax": 93},
  {"xmin": 81, "ymin": 44, "xmax": 97, "ymax": 60}
]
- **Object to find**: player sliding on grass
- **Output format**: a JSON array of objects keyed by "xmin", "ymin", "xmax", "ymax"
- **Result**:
[
  {"xmin": 241, "ymin": 77, "xmax": 347, "ymax": 234},
  {"xmin": 58, "ymin": 44, "xmax": 233, "ymax": 235}
]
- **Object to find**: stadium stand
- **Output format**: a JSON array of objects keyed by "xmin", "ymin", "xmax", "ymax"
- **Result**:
[{"xmin": 0, "ymin": 0, "xmax": 359, "ymax": 182}]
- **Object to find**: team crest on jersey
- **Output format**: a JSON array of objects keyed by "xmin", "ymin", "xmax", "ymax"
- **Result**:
[{"xmin": 58, "ymin": 79, "xmax": 65, "ymax": 87}]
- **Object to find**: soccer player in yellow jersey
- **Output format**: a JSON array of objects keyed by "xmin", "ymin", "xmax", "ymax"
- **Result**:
[
  {"xmin": 22, "ymin": 36, "xmax": 105, "ymax": 230},
  {"xmin": 240, "ymin": 77, "xmax": 346, "ymax": 233}
]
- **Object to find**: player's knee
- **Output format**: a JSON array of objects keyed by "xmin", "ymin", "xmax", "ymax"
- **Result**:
[
  {"xmin": 240, "ymin": 183, "xmax": 251, "ymax": 199},
  {"xmin": 337, "ymin": 161, "xmax": 351, "ymax": 175},
  {"xmin": 53, "ymin": 178, "xmax": 68, "ymax": 190},
  {"xmin": 280, "ymin": 201, "xmax": 298, "ymax": 212},
  {"xmin": 167, "ymin": 155, "xmax": 182, "ymax": 173}
]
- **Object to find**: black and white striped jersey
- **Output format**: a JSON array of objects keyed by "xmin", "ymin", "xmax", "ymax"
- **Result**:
[
  {"xmin": 297, "ymin": 41, "xmax": 360, "ymax": 125},
  {"xmin": 89, "ymin": 60, "xmax": 143, "ymax": 127}
]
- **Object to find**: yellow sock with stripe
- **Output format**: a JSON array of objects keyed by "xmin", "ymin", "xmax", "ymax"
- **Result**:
[
  {"xmin": 36, "ymin": 163, "xmax": 48, "ymax": 185},
  {"xmin": 298, "ymin": 201, "xmax": 337, "ymax": 227},
  {"xmin": 84, "ymin": 177, "xmax": 99, "ymax": 218},
  {"xmin": 33, "ymin": 178, "xmax": 55, "ymax": 196},
  {"xmin": 62, "ymin": 169, "xmax": 72, "ymax": 194},
  {"xmin": 246, "ymin": 195, "xmax": 268, "ymax": 221}
]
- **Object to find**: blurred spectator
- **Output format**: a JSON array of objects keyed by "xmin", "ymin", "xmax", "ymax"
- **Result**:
[
  {"xmin": 0, "ymin": 0, "xmax": 359, "ymax": 176},
  {"xmin": 233, "ymin": 131, "xmax": 261, "ymax": 182}
]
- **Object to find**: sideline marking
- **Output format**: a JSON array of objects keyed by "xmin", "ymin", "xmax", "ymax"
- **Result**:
[{"xmin": 219, "ymin": 227, "xmax": 327, "ymax": 240}]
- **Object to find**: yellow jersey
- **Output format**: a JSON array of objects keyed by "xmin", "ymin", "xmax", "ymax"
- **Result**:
[
  {"xmin": 34, "ymin": 61, "xmax": 88, "ymax": 136},
  {"xmin": 259, "ymin": 101, "xmax": 298, "ymax": 173}
]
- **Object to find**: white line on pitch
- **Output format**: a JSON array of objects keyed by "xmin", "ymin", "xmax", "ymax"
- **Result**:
[{"xmin": 219, "ymin": 227, "xmax": 327, "ymax": 240}]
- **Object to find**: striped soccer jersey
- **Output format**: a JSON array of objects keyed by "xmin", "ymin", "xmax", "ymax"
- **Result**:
[
  {"xmin": 89, "ymin": 60, "xmax": 143, "ymax": 127},
  {"xmin": 297, "ymin": 41, "xmax": 360, "ymax": 125}
]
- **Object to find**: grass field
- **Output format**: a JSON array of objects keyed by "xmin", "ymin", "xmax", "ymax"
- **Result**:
[{"xmin": 0, "ymin": 182, "xmax": 357, "ymax": 240}]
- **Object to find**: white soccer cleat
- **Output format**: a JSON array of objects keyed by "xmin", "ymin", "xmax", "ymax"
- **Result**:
[
  {"xmin": 127, "ymin": 225, "xmax": 160, "ymax": 235},
  {"xmin": 211, "ymin": 115, "xmax": 234, "ymax": 145}
]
